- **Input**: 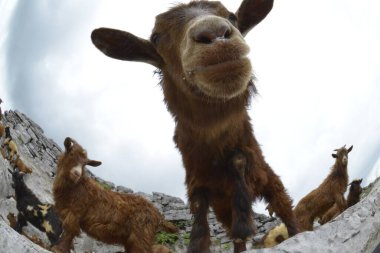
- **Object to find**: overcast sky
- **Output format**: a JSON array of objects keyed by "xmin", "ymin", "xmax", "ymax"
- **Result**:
[{"xmin": 1, "ymin": 0, "xmax": 379, "ymax": 214}]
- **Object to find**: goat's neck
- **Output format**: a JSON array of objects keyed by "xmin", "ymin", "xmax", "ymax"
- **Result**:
[
  {"xmin": 53, "ymin": 166, "xmax": 78, "ymax": 195},
  {"xmin": 14, "ymin": 182, "xmax": 29, "ymax": 197},
  {"xmin": 331, "ymin": 160, "xmax": 348, "ymax": 180},
  {"xmin": 163, "ymin": 75, "xmax": 252, "ymax": 130},
  {"xmin": 14, "ymin": 181, "xmax": 40, "ymax": 203}
]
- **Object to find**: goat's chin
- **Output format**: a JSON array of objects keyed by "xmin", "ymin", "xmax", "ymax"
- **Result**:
[{"xmin": 186, "ymin": 58, "xmax": 252, "ymax": 100}]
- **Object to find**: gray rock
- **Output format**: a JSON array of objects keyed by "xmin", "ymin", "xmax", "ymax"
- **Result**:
[
  {"xmin": 246, "ymin": 178, "xmax": 380, "ymax": 253},
  {"xmin": 116, "ymin": 185, "xmax": 134, "ymax": 193},
  {"xmin": 0, "ymin": 220, "xmax": 51, "ymax": 253}
]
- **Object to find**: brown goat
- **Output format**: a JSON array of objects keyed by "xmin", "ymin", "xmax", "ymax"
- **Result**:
[
  {"xmin": 319, "ymin": 178, "xmax": 362, "ymax": 225},
  {"xmin": 10, "ymin": 155, "xmax": 33, "ymax": 174},
  {"xmin": 91, "ymin": 1, "xmax": 297, "ymax": 252},
  {"xmin": 52, "ymin": 137, "xmax": 178, "ymax": 253},
  {"xmin": 294, "ymin": 145, "xmax": 353, "ymax": 232}
]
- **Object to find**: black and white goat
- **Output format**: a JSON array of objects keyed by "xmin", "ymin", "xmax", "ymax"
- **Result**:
[{"xmin": 8, "ymin": 168, "xmax": 62, "ymax": 247}]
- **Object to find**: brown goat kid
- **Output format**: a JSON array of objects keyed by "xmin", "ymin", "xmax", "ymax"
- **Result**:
[
  {"xmin": 294, "ymin": 145, "xmax": 353, "ymax": 232},
  {"xmin": 319, "ymin": 178, "xmax": 362, "ymax": 225},
  {"xmin": 52, "ymin": 137, "xmax": 177, "ymax": 253},
  {"xmin": 91, "ymin": 1, "xmax": 297, "ymax": 252}
]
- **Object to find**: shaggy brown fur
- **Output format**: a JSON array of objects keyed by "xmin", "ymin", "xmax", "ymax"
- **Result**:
[
  {"xmin": 0, "ymin": 123, "xmax": 4, "ymax": 138},
  {"xmin": 294, "ymin": 145, "xmax": 353, "ymax": 232},
  {"xmin": 319, "ymin": 178, "xmax": 362, "ymax": 225},
  {"xmin": 7, "ymin": 212, "xmax": 17, "ymax": 229},
  {"xmin": 91, "ymin": 1, "xmax": 297, "ymax": 252},
  {"xmin": 52, "ymin": 137, "xmax": 178, "ymax": 253}
]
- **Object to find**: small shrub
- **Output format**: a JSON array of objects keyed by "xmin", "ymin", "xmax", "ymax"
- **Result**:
[{"xmin": 155, "ymin": 232, "xmax": 179, "ymax": 246}]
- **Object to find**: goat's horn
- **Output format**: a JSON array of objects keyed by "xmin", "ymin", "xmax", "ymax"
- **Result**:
[{"xmin": 7, "ymin": 168, "xmax": 13, "ymax": 174}]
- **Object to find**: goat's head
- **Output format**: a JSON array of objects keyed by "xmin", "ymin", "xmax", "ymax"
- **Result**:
[
  {"xmin": 91, "ymin": 0, "xmax": 273, "ymax": 101},
  {"xmin": 8, "ymin": 168, "xmax": 25, "ymax": 189},
  {"xmin": 349, "ymin": 178, "xmax": 362, "ymax": 193},
  {"xmin": 60, "ymin": 137, "xmax": 101, "ymax": 183},
  {"xmin": 332, "ymin": 145, "xmax": 353, "ymax": 166}
]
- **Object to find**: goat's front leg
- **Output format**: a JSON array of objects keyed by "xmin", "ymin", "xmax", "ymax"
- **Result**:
[
  {"xmin": 229, "ymin": 151, "xmax": 255, "ymax": 248},
  {"xmin": 187, "ymin": 187, "xmax": 211, "ymax": 253},
  {"xmin": 51, "ymin": 212, "xmax": 80, "ymax": 253},
  {"xmin": 335, "ymin": 194, "xmax": 347, "ymax": 212},
  {"xmin": 262, "ymin": 167, "xmax": 298, "ymax": 237},
  {"xmin": 15, "ymin": 213, "xmax": 27, "ymax": 233}
]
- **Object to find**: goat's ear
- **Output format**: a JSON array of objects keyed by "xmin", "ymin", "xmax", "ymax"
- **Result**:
[
  {"xmin": 332, "ymin": 153, "xmax": 338, "ymax": 158},
  {"xmin": 347, "ymin": 145, "xmax": 353, "ymax": 153},
  {"xmin": 87, "ymin": 160, "xmax": 102, "ymax": 167},
  {"xmin": 91, "ymin": 28, "xmax": 164, "ymax": 68},
  {"xmin": 236, "ymin": 0, "xmax": 274, "ymax": 37},
  {"xmin": 64, "ymin": 137, "xmax": 74, "ymax": 152}
]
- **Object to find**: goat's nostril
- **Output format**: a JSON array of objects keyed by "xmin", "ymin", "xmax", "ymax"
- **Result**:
[
  {"xmin": 194, "ymin": 30, "xmax": 214, "ymax": 44},
  {"xmin": 193, "ymin": 24, "xmax": 232, "ymax": 44}
]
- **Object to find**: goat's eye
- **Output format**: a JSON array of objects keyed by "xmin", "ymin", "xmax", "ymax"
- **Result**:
[
  {"xmin": 228, "ymin": 13, "xmax": 237, "ymax": 24},
  {"xmin": 151, "ymin": 33, "xmax": 161, "ymax": 45}
]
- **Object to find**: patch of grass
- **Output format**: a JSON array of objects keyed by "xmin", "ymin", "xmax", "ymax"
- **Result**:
[
  {"xmin": 222, "ymin": 243, "xmax": 232, "ymax": 250},
  {"xmin": 172, "ymin": 220, "xmax": 189, "ymax": 230},
  {"xmin": 96, "ymin": 181, "xmax": 113, "ymax": 190},
  {"xmin": 183, "ymin": 232, "xmax": 191, "ymax": 246},
  {"xmin": 155, "ymin": 231, "xmax": 179, "ymax": 246}
]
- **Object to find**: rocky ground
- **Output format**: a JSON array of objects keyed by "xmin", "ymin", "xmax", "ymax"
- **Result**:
[{"xmin": 0, "ymin": 109, "xmax": 379, "ymax": 253}]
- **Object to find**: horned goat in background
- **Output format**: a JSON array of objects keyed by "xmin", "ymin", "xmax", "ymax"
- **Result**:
[
  {"xmin": 294, "ymin": 145, "xmax": 353, "ymax": 232},
  {"xmin": 261, "ymin": 145, "xmax": 354, "ymax": 247}
]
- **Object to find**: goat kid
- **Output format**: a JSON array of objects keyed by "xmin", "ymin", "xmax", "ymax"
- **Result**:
[{"xmin": 52, "ymin": 137, "xmax": 178, "ymax": 253}]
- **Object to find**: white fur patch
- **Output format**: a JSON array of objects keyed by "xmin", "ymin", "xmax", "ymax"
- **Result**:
[
  {"xmin": 70, "ymin": 165, "xmax": 82, "ymax": 183},
  {"xmin": 26, "ymin": 205, "xmax": 33, "ymax": 211},
  {"xmin": 42, "ymin": 220, "xmax": 53, "ymax": 233},
  {"xmin": 38, "ymin": 204, "xmax": 49, "ymax": 216},
  {"xmin": 342, "ymin": 155, "xmax": 348, "ymax": 164}
]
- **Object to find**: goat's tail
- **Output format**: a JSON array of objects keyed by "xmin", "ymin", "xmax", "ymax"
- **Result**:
[{"xmin": 159, "ymin": 220, "xmax": 178, "ymax": 233}]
